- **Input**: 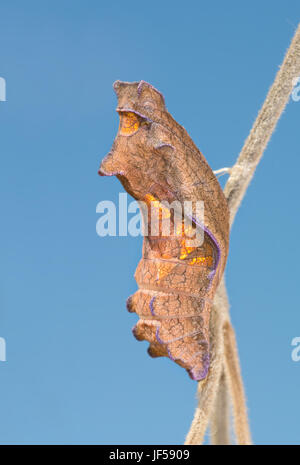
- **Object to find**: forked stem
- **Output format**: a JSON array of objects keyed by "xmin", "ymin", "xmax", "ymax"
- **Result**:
[
  {"xmin": 210, "ymin": 369, "xmax": 231, "ymax": 445},
  {"xmin": 223, "ymin": 320, "xmax": 252, "ymax": 445}
]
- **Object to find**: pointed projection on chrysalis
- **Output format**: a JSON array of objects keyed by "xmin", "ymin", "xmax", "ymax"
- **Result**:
[{"xmin": 99, "ymin": 80, "xmax": 229, "ymax": 381}]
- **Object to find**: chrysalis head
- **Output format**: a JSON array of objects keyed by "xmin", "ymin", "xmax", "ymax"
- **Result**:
[{"xmin": 98, "ymin": 80, "xmax": 176, "ymax": 202}]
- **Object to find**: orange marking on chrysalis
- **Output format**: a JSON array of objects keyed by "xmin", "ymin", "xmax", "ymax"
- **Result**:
[{"xmin": 119, "ymin": 111, "xmax": 140, "ymax": 135}]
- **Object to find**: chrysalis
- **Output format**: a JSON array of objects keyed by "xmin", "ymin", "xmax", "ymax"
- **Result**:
[{"xmin": 99, "ymin": 80, "xmax": 229, "ymax": 380}]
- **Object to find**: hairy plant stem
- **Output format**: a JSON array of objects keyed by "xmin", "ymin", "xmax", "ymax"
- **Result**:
[
  {"xmin": 210, "ymin": 370, "xmax": 231, "ymax": 445},
  {"xmin": 185, "ymin": 23, "xmax": 300, "ymax": 445}
]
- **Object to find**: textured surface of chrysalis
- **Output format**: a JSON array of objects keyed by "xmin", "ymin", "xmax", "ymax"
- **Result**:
[{"xmin": 99, "ymin": 81, "xmax": 229, "ymax": 380}]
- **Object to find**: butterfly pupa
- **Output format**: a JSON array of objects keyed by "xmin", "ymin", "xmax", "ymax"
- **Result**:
[{"xmin": 99, "ymin": 80, "xmax": 229, "ymax": 380}]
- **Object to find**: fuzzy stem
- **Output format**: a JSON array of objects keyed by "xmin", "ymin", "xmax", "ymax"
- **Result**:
[
  {"xmin": 210, "ymin": 278, "xmax": 237, "ymax": 445},
  {"xmin": 220, "ymin": 23, "xmax": 300, "ymax": 445},
  {"xmin": 223, "ymin": 320, "xmax": 252, "ymax": 444},
  {"xmin": 185, "ymin": 23, "xmax": 300, "ymax": 445},
  {"xmin": 210, "ymin": 369, "xmax": 231, "ymax": 445},
  {"xmin": 215, "ymin": 279, "xmax": 252, "ymax": 444},
  {"xmin": 215, "ymin": 281, "xmax": 252, "ymax": 445}
]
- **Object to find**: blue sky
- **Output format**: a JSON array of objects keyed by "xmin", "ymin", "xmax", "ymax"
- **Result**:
[{"xmin": 0, "ymin": 0, "xmax": 299, "ymax": 445}]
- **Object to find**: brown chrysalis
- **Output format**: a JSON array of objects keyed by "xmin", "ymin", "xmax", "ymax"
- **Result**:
[{"xmin": 99, "ymin": 80, "xmax": 229, "ymax": 380}]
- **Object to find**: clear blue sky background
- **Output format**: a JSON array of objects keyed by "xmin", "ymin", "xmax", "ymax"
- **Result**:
[{"xmin": 0, "ymin": 0, "xmax": 299, "ymax": 445}]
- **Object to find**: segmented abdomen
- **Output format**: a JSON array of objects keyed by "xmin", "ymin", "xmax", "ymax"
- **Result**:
[{"xmin": 127, "ymin": 227, "xmax": 219, "ymax": 381}]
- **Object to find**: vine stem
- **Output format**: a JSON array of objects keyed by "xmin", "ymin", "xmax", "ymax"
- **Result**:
[{"xmin": 185, "ymin": 23, "xmax": 300, "ymax": 445}]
